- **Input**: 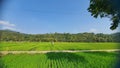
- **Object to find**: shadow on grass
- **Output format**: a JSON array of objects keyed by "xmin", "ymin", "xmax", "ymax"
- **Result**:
[
  {"xmin": 0, "ymin": 53, "xmax": 6, "ymax": 68},
  {"xmin": 115, "ymin": 54, "xmax": 120, "ymax": 68},
  {"xmin": 46, "ymin": 52, "xmax": 87, "ymax": 63}
]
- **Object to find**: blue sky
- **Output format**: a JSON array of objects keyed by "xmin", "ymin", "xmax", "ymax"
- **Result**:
[{"xmin": 0, "ymin": 0, "xmax": 118, "ymax": 34}]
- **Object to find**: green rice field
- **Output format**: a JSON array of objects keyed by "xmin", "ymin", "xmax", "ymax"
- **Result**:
[
  {"xmin": 0, "ymin": 42, "xmax": 119, "ymax": 68},
  {"xmin": 0, "ymin": 52, "xmax": 118, "ymax": 68},
  {"xmin": 0, "ymin": 42, "xmax": 119, "ymax": 51}
]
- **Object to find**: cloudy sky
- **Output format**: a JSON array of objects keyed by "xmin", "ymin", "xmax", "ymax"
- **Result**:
[{"xmin": 0, "ymin": 0, "xmax": 119, "ymax": 34}]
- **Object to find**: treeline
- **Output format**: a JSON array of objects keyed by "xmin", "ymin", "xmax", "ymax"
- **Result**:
[{"xmin": 0, "ymin": 30, "xmax": 120, "ymax": 42}]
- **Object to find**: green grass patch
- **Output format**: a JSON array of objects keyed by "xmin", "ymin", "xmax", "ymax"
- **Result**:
[
  {"xmin": 0, "ymin": 42, "xmax": 119, "ymax": 51},
  {"xmin": 0, "ymin": 52, "xmax": 118, "ymax": 68}
]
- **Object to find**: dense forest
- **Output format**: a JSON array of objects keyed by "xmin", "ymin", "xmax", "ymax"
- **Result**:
[{"xmin": 0, "ymin": 30, "xmax": 120, "ymax": 42}]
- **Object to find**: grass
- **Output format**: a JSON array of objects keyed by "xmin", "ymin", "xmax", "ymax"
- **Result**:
[
  {"xmin": 0, "ymin": 42, "xmax": 119, "ymax": 51},
  {"xmin": 0, "ymin": 52, "xmax": 118, "ymax": 68},
  {"xmin": 0, "ymin": 42, "xmax": 119, "ymax": 68}
]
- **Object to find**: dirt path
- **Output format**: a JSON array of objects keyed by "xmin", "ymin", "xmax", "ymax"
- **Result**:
[{"xmin": 0, "ymin": 49, "xmax": 120, "ymax": 55}]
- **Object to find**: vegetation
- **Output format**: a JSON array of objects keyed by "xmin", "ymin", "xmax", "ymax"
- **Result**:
[
  {"xmin": 0, "ymin": 30, "xmax": 119, "ymax": 68},
  {"xmin": 0, "ymin": 0, "xmax": 119, "ymax": 68},
  {"xmin": 0, "ymin": 52, "xmax": 117, "ymax": 68},
  {"xmin": 88, "ymin": 0, "xmax": 120, "ymax": 30},
  {"xmin": 0, "ymin": 42, "xmax": 119, "ymax": 51},
  {"xmin": 0, "ymin": 30, "xmax": 120, "ymax": 42}
]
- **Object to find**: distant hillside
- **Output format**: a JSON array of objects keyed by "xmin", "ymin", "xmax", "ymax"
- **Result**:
[{"xmin": 0, "ymin": 30, "xmax": 120, "ymax": 42}]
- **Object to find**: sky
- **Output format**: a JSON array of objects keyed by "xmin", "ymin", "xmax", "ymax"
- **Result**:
[{"xmin": 0, "ymin": 0, "xmax": 119, "ymax": 34}]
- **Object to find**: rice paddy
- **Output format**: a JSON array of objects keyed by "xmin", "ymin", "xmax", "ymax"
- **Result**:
[
  {"xmin": 0, "ymin": 42, "xmax": 119, "ymax": 51},
  {"xmin": 0, "ymin": 42, "xmax": 119, "ymax": 68},
  {"xmin": 0, "ymin": 52, "xmax": 118, "ymax": 68}
]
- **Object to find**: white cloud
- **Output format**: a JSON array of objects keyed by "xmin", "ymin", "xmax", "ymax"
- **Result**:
[
  {"xmin": 0, "ymin": 21, "xmax": 15, "ymax": 27},
  {"xmin": 0, "ymin": 21, "xmax": 17, "ymax": 31},
  {"xmin": 89, "ymin": 28, "xmax": 98, "ymax": 33},
  {"xmin": 2, "ymin": 26, "xmax": 17, "ymax": 31}
]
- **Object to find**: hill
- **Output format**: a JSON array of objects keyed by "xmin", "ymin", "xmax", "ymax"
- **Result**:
[{"xmin": 0, "ymin": 30, "xmax": 120, "ymax": 42}]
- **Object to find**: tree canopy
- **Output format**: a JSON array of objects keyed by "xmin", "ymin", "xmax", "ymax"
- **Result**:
[
  {"xmin": 0, "ymin": 30, "xmax": 120, "ymax": 42},
  {"xmin": 88, "ymin": 0, "xmax": 120, "ymax": 30}
]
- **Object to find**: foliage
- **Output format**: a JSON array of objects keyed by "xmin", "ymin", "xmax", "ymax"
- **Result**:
[
  {"xmin": 0, "ymin": 30, "xmax": 120, "ymax": 42},
  {"xmin": 88, "ymin": 0, "xmax": 120, "ymax": 30}
]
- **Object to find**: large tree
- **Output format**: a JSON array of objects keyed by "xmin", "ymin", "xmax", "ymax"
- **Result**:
[{"xmin": 88, "ymin": 0, "xmax": 120, "ymax": 30}]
